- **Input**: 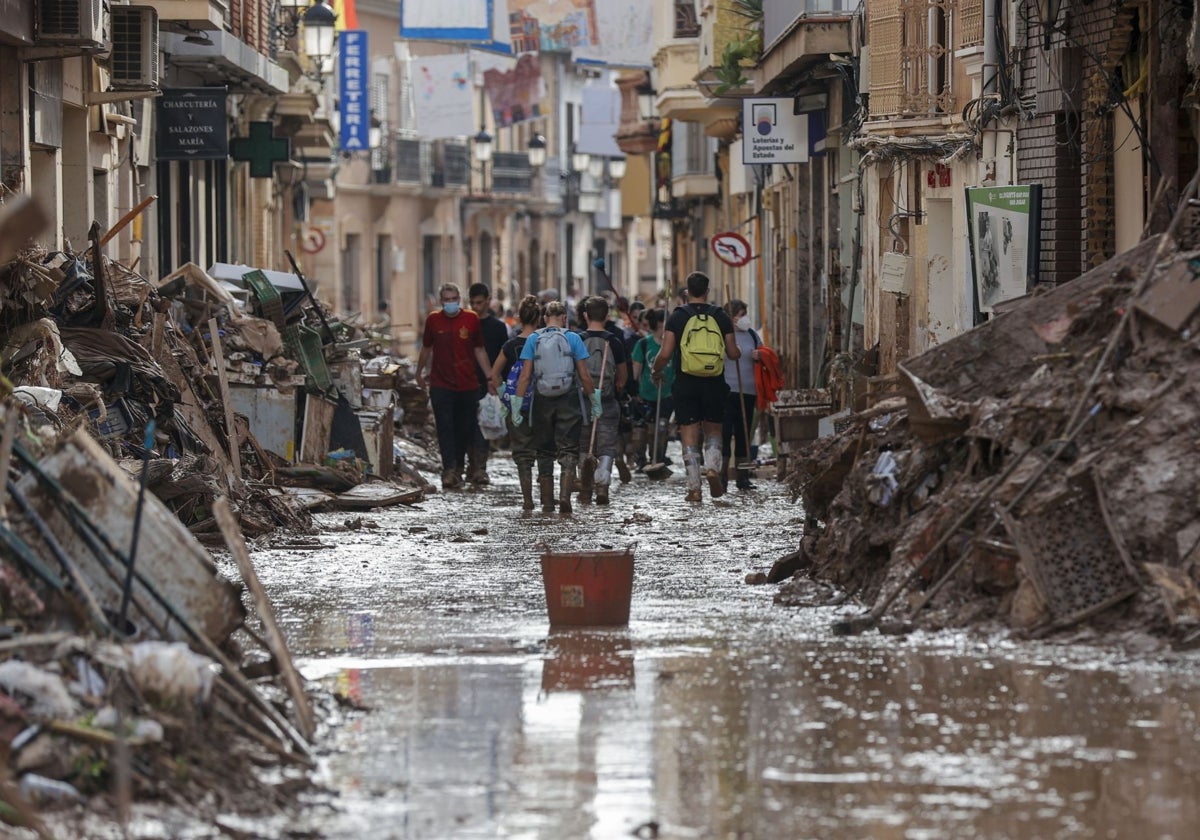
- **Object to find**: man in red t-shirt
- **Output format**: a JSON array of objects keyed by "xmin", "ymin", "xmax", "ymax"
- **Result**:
[{"xmin": 416, "ymin": 283, "xmax": 497, "ymax": 489}]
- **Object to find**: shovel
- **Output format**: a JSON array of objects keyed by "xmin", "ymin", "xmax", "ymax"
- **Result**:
[
  {"xmin": 580, "ymin": 338, "xmax": 611, "ymax": 494},
  {"xmin": 643, "ymin": 383, "xmax": 672, "ymax": 480}
]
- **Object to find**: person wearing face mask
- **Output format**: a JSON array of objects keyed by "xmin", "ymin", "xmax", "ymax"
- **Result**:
[
  {"xmin": 416, "ymin": 283, "xmax": 497, "ymax": 490},
  {"xmin": 721, "ymin": 299, "xmax": 761, "ymax": 492}
]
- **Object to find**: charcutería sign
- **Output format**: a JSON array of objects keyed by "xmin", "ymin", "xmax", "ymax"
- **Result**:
[{"xmin": 156, "ymin": 88, "xmax": 229, "ymax": 161}]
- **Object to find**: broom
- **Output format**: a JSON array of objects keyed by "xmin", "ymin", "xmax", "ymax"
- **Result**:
[
  {"xmin": 580, "ymin": 338, "xmax": 611, "ymax": 493},
  {"xmin": 643, "ymin": 382, "xmax": 672, "ymax": 480}
]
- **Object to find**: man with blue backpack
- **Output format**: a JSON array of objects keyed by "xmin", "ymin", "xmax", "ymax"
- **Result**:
[
  {"xmin": 651, "ymin": 272, "xmax": 741, "ymax": 503},
  {"xmin": 511, "ymin": 301, "xmax": 598, "ymax": 514}
]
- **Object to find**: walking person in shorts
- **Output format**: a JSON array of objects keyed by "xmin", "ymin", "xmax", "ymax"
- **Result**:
[{"xmin": 650, "ymin": 272, "xmax": 740, "ymax": 502}]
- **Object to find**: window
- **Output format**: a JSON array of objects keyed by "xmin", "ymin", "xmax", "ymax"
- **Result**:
[
  {"xmin": 376, "ymin": 234, "xmax": 392, "ymax": 312},
  {"xmin": 674, "ymin": 0, "xmax": 700, "ymax": 38},
  {"xmin": 478, "ymin": 232, "xmax": 493, "ymax": 288},
  {"xmin": 422, "ymin": 235, "xmax": 439, "ymax": 308},
  {"xmin": 342, "ymin": 233, "xmax": 362, "ymax": 314}
]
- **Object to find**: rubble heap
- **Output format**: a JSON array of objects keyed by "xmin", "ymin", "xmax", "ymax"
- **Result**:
[{"xmin": 779, "ymin": 229, "xmax": 1200, "ymax": 644}]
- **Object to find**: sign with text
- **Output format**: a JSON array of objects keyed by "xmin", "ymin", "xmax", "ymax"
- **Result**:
[
  {"xmin": 965, "ymin": 184, "xmax": 1043, "ymax": 315},
  {"xmin": 339, "ymin": 30, "xmax": 370, "ymax": 152},
  {"xmin": 155, "ymin": 88, "xmax": 228, "ymax": 160},
  {"xmin": 741, "ymin": 98, "xmax": 808, "ymax": 165}
]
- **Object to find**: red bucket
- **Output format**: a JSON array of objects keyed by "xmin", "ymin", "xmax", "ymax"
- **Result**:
[{"xmin": 540, "ymin": 549, "xmax": 634, "ymax": 627}]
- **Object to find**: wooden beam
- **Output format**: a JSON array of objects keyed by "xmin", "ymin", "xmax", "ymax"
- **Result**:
[{"xmin": 207, "ymin": 317, "xmax": 242, "ymax": 479}]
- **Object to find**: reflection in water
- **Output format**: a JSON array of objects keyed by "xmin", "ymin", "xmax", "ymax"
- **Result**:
[{"xmin": 250, "ymin": 459, "xmax": 1200, "ymax": 839}]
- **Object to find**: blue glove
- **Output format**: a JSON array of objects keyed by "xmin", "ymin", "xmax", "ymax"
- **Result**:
[
  {"xmin": 511, "ymin": 402, "xmax": 525, "ymax": 427},
  {"xmin": 590, "ymin": 389, "xmax": 603, "ymax": 422}
]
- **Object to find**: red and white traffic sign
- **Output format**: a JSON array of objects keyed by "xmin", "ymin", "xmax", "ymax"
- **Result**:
[{"xmin": 711, "ymin": 231, "xmax": 753, "ymax": 267}]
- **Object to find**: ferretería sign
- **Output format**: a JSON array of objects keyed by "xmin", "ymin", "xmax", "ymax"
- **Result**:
[{"xmin": 156, "ymin": 88, "xmax": 229, "ymax": 161}]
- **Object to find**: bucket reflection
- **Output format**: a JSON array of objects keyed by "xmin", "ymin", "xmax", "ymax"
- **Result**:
[{"xmin": 540, "ymin": 630, "xmax": 634, "ymax": 693}]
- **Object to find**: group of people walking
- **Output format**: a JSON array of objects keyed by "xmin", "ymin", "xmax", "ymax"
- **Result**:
[{"xmin": 413, "ymin": 271, "xmax": 770, "ymax": 511}]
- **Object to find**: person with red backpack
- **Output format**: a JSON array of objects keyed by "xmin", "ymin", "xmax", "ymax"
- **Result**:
[
  {"xmin": 577, "ymin": 295, "xmax": 628, "ymax": 505},
  {"xmin": 489, "ymin": 295, "xmax": 546, "ymax": 511},
  {"xmin": 511, "ymin": 301, "xmax": 597, "ymax": 514},
  {"xmin": 651, "ymin": 272, "xmax": 741, "ymax": 502}
]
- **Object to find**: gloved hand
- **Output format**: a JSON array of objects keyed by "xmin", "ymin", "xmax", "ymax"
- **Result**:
[
  {"xmin": 511, "ymin": 403, "xmax": 525, "ymax": 427},
  {"xmin": 499, "ymin": 400, "xmax": 511, "ymax": 423},
  {"xmin": 650, "ymin": 368, "xmax": 665, "ymax": 386},
  {"xmin": 590, "ymin": 389, "xmax": 603, "ymax": 422}
]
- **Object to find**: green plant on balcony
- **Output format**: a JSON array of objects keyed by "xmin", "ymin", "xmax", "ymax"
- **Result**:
[{"xmin": 714, "ymin": 0, "xmax": 764, "ymax": 94}]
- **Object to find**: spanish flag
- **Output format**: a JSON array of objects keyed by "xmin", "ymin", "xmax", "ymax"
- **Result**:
[{"xmin": 333, "ymin": 0, "xmax": 358, "ymax": 30}]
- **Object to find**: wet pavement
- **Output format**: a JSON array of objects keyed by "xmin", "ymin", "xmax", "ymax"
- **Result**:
[{"xmin": 243, "ymin": 454, "xmax": 1200, "ymax": 839}]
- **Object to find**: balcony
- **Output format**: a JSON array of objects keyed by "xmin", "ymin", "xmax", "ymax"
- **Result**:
[
  {"xmin": 389, "ymin": 139, "xmax": 470, "ymax": 190},
  {"xmin": 491, "ymin": 152, "xmax": 533, "ymax": 194},
  {"xmin": 755, "ymin": 0, "xmax": 854, "ymax": 94},
  {"xmin": 142, "ymin": 0, "xmax": 229, "ymax": 30},
  {"xmin": 160, "ymin": 29, "xmax": 288, "ymax": 93}
]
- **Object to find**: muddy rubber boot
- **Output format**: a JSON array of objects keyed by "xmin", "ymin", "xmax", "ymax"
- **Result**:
[
  {"xmin": 631, "ymin": 427, "xmax": 647, "ymax": 470},
  {"xmin": 684, "ymin": 446, "xmax": 703, "ymax": 503},
  {"xmin": 442, "ymin": 470, "xmax": 460, "ymax": 490},
  {"xmin": 736, "ymin": 469, "xmax": 755, "ymax": 491},
  {"xmin": 615, "ymin": 456, "xmax": 632, "ymax": 483},
  {"xmin": 559, "ymin": 463, "xmax": 577, "ymax": 515},
  {"xmin": 539, "ymin": 476, "xmax": 556, "ymax": 513},
  {"xmin": 466, "ymin": 449, "xmax": 490, "ymax": 485},
  {"xmin": 578, "ymin": 461, "xmax": 594, "ymax": 504},
  {"xmin": 719, "ymin": 455, "xmax": 731, "ymax": 493},
  {"xmin": 518, "ymin": 465, "xmax": 535, "ymax": 510},
  {"xmin": 595, "ymin": 456, "xmax": 613, "ymax": 505}
]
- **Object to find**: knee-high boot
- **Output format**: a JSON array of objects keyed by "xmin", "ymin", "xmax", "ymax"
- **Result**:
[
  {"xmin": 518, "ymin": 465, "xmax": 534, "ymax": 510},
  {"xmin": 559, "ymin": 460, "xmax": 577, "ymax": 515}
]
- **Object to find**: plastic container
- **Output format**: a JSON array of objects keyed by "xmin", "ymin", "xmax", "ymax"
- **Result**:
[{"xmin": 540, "ymin": 549, "xmax": 634, "ymax": 627}]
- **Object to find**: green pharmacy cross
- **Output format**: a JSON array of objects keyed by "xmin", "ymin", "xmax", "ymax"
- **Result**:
[{"xmin": 230, "ymin": 121, "xmax": 290, "ymax": 178}]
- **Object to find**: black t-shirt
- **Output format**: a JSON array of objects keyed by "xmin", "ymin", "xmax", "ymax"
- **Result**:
[
  {"xmin": 478, "ymin": 314, "xmax": 510, "ymax": 386},
  {"xmin": 664, "ymin": 303, "xmax": 735, "ymax": 376},
  {"xmin": 500, "ymin": 336, "xmax": 528, "ymax": 382}
]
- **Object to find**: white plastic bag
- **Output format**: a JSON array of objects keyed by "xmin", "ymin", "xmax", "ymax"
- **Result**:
[{"xmin": 478, "ymin": 393, "xmax": 508, "ymax": 441}]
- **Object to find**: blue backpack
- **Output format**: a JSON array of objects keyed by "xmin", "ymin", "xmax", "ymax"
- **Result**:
[{"xmin": 501, "ymin": 341, "xmax": 533, "ymax": 414}]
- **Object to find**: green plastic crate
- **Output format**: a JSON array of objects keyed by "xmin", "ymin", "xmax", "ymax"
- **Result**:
[{"xmin": 283, "ymin": 323, "xmax": 333, "ymax": 392}]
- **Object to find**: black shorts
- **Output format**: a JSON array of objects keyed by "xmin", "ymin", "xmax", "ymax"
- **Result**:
[{"xmin": 672, "ymin": 374, "xmax": 729, "ymax": 426}]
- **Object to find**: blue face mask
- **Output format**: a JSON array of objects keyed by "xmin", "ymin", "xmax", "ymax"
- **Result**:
[{"xmin": 443, "ymin": 301, "xmax": 461, "ymax": 316}]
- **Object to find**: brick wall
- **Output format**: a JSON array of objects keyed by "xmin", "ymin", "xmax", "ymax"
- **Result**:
[{"xmin": 1016, "ymin": 0, "xmax": 1137, "ymax": 280}]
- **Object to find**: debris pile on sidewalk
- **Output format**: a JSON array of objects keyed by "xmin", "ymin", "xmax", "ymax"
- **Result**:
[
  {"xmin": 778, "ymin": 227, "xmax": 1200, "ymax": 644},
  {"xmin": 0, "ymin": 207, "xmax": 428, "ymax": 830}
]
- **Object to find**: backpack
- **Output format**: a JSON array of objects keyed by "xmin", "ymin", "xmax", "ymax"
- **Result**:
[
  {"xmin": 583, "ymin": 332, "xmax": 616, "ymax": 400},
  {"xmin": 679, "ymin": 305, "xmax": 726, "ymax": 377},
  {"xmin": 533, "ymin": 328, "xmax": 577, "ymax": 397},
  {"xmin": 501, "ymin": 349, "xmax": 532, "ymax": 415}
]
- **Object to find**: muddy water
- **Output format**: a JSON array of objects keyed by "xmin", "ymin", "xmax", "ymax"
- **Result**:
[{"xmin": 246, "ymin": 458, "xmax": 1200, "ymax": 839}]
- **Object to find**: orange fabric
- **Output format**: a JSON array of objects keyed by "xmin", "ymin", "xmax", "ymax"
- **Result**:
[{"xmin": 755, "ymin": 345, "xmax": 783, "ymax": 411}]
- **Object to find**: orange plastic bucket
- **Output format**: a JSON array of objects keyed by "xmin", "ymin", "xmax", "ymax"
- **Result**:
[{"xmin": 540, "ymin": 549, "xmax": 634, "ymax": 626}]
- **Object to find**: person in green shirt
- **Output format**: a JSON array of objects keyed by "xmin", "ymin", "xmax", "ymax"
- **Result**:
[{"xmin": 631, "ymin": 308, "xmax": 674, "ymax": 469}]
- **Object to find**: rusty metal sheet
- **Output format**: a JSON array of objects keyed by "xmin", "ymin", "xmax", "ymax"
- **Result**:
[{"xmin": 16, "ymin": 430, "xmax": 243, "ymax": 643}]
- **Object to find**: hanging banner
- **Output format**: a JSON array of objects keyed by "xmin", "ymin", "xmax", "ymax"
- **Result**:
[
  {"xmin": 413, "ymin": 53, "xmax": 475, "ymax": 139},
  {"xmin": 508, "ymin": 0, "xmax": 598, "ymax": 52},
  {"xmin": 401, "ymin": 0, "xmax": 493, "ymax": 41},
  {"xmin": 966, "ymin": 185, "xmax": 1043, "ymax": 314},
  {"xmin": 573, "ymin": 0, "xmax": 654, "ymax": 68},
  {"xmin": 741, "ymin": 98, "xmax": 808, "ymax": 165},
  {"xmin": 339, "ymin": 30, "xmax": 370, "ymax": 152},
  {"xmin": 155, "ymin": 88, "xmax": 228, "ymax": 161},
  {"xmin": 482, "ymin": 53, "xmax": 544, "ymax": 127},
  {"xmin": 576, "ymin": 82, "xmax": 621, "ymax": 157}
]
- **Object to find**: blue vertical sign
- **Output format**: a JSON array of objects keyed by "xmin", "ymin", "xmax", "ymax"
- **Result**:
[{"xmin": 339, "ymin": 30, "xmax": 369, "ymax": 152}]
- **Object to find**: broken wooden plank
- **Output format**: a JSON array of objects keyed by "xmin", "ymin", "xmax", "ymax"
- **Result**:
[
  {"xmin": 208, "ymin": 317, "xmax": 242, "ymax": 480},
  {"xmin": 213, "ymin": 497, "xmax": 314, "ymax": 742},
  {"xmin": 332, "ymin": 484, "xmax": 423, "ymax": 511}
]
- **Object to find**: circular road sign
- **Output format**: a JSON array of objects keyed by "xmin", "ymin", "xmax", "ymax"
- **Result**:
[
  {"xmin": 711, "ymin": 231, "xmax": 753, "ymax": 267},
  {"xmin": 301, "ymin": 226, "xmax": 327, "ymax": 254}
]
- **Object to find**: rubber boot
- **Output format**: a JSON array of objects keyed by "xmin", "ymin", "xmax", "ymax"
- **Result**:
[
  {"xmin": 578, "ymin": 458, "xmax": 595, "ymax": 504},
  {"xmin": 684, "ymin": 446, "xmax": 702, "ymax": 502},
  {"xmin": 719, "ymin": 455, "xmax": 731, "ymax": 493},
  {"xmin": 539, "ymin": 476, "xmax": 556, "ymax": 513},
  {"xmin": 559, "ymin": 461, "xmax": 577, "ymax": 515},
  {"xmin": 518, "ymin": 465, "xmax": 535, "ymax": 510},
  {"xmin": 615, "ymin": 455, "xmax": 632, "ymax": 483},
  {"xmin": 736, "ymin": 468, "xmax": 755, "ymax": 491},
  {"xmin": 703, "ymin": 438, "xmax": 725, "ymax": 499},
  {"xmin": 595, "ymin": 456, "xmax": 613, "ymax": 505},
  {"xmin": 631, "ymin": 426, "xmax": 648, "ymax": 469},
  {"xmin": 466, "ymin": 448, "xmax": 490, "ymax": 485}
]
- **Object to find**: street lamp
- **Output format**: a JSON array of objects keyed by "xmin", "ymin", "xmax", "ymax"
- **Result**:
[
  {"xmin": 473, "ymin": 126, "xmax": 493, "ymax": 163},
  {"xmin": 609, "ymin": 156, "xmax": 627, "ymax": 180},
  {"xmin": 587, "ymin": 156, "xmax": 604, "ymax": 180},
  {"xmin": 571, "ymin": 145, "xmax": 591, "ymax": 174},
  {"xmin": 528, "ymin": 134, "xmax": 547, "ymax": 169},
  {"xmin": 302, "ymin": 0, "xmax": 336, "ymax": 81}
]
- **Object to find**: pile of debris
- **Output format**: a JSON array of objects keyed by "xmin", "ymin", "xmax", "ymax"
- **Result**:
[{"xmin": 778, "ymin": 222, "xmax": 1200, "ymax": 644}]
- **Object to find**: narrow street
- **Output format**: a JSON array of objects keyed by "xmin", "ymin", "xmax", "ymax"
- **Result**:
[{"xmin": 238, "ymin": 458, "xmax": 1200, "ymax": 839}]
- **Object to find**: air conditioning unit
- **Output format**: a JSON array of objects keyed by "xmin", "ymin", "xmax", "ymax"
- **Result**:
[
  {"xmin": 110, "ymin": 6, "xmax": 158, "ymax": 91},
  {"xmin": 36, "ymin": 0, "xmax": 108, "ymax": 49}
]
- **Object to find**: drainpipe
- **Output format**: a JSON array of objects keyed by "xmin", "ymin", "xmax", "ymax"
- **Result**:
[{"xmin": 982, "ymin": 0, "xmax": 1000, "ymax": 181}]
